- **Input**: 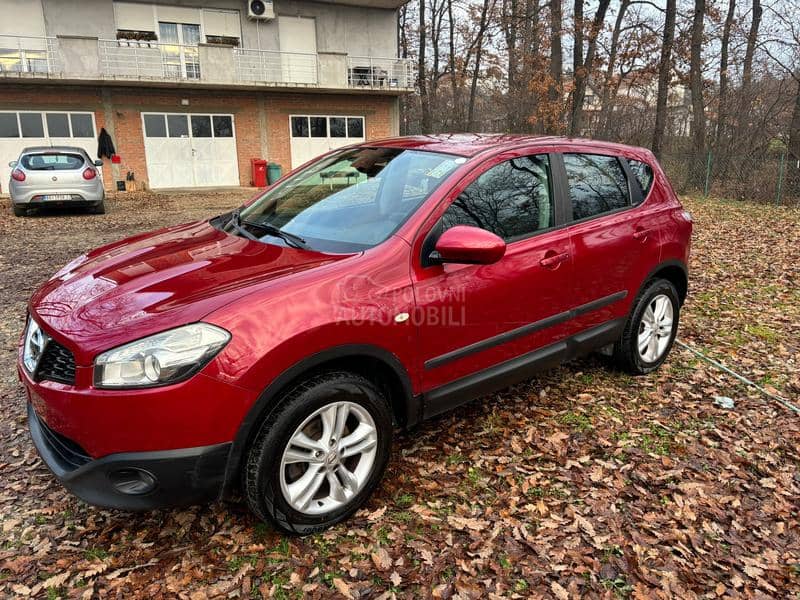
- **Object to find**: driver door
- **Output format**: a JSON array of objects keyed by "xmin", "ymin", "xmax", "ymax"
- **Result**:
[{"xmin": 411, "ymin": 152, "xmax": 575, "ymax": 416}]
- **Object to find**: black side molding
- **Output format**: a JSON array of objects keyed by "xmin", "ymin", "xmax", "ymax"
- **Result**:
[
  {"xmin": 425, "ymin": 290, "xmax": 627, "ymax": 370},
  {"xmin": 422, "ymin": 318, "xmax": 625, "ymax": 419}
]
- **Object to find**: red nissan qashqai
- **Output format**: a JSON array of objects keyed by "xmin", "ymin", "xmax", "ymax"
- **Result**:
[{"xmin": 20, "ymin": 135, "xmax": 691, "ymax": 534}]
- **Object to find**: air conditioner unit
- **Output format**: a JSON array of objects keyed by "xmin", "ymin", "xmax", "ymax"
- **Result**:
[{"xmin": 247, "ymin": 0, "xmax": 274, "ymax": 20}]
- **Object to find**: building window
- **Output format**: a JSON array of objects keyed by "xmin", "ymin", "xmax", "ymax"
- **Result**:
[
  {"xmin": 144, "ymin": 114, "xmax": 167, "ymax": 137},
  {"xmin": 46, "ymin": 113, "xmax": 70, "ymax": 137},
  {"xmin": 310, "ymin": 117, "xmax": 327, "ymax": 138},
  {"xmin": 213, "ymin": 116, "xmax": 233, "ymax": 137},
  {"xmin": 347, "ymin": 117, "xmax": 364, "ymax": 138},
  {"xmin": 0, "ymin": 113, "xmax": 19, "ymax": 138},
  {"xmin": 291, "ymin": 116, "xmax": 309, "ymax": 138},
  {"xmin": 19, "ymin": 113, "xmax": 44, "ymax": 137},
  {"xmin": 329, "ymin": 117, "xmax": 346, "ymax": 138}
]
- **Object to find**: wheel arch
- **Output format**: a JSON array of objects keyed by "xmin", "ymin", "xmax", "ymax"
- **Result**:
[
  {"xmin": 645, "ymin": 259, "xmax": 688, "ymax": 305},
  {"xmin": 222, "ymin": 344, "xmax": 419, "ymax": 494}
]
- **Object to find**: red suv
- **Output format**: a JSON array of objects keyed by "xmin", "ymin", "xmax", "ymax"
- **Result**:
[{"xmin": 20, "ymin": 135, "xmax": 691, "ymax": 533}]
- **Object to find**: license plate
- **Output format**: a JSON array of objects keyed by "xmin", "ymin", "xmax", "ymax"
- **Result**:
[{"xmin": 43, "ymin": 194, "xmax": 72, "ymax": 201}]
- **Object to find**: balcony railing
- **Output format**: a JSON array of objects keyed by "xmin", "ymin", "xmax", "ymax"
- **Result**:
[
  {"xmin": 0, "ymin": 35, "xmax": 415, "ymax": 92},
  {"xmin": 99, "ymin": 39, "xmax": 201, "ymax": 80},
  {"xmin": 0, "ymin": 36, "xmax": 61, "ymax": 75},
  {"xmin": 347, "ymin": 56, "xmax": 414, "ymax": 90},
  {"xmin": 234, "ymin": 48, "xmax": 318, "ymax": 85}
]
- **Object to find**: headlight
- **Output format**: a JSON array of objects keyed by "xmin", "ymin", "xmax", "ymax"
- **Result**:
[
  {"xmin": 22, "ymin": 317, "xmax": 49, "ymax": 374},
  {"xmin": 94, "ymin": 323, "xmax": 230, "ymax": 389}
]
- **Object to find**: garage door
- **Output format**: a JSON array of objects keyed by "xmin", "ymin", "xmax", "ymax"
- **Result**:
[
  {"xmin": 0, "ymin": 110, "xmax": 99, "ymax": 193},
  {"xmin": 142, "ymin": 113, "xmax": 239, "ymax": 188},
  {"xmin": 289, "ymin": 115, "xmax": 365, "ymax": 169}
]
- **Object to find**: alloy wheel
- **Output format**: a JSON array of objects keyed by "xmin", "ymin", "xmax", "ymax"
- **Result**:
[
  {"xmin": 279, "ymin": 401, "xmax": 378, "ymax": 515},
  {"xmin": 637, "ymin": 293, "xmax": 674, "ymax": 362}
]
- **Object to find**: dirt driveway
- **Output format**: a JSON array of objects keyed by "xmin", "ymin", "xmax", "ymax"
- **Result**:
[{"xmin": 0, "ymin": 192, "xmax": 798, "ymax": 598}]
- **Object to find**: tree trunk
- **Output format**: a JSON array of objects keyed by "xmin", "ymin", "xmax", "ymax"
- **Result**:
[
  {"xmin": 504, "ymin": 0, "xmax": 520, "ymax": 131},
  {"xmin": 572, "ymin": 0, "xmax": 583, "ymax": 94},
  {"xmin": 419, "ymin": 0, "xmax": 432, "ymax": 133},
  {"xmin": 598, "ymin": 0, "xmax": 630, "ymax": 138},
  {"xmin": 741, "ymin": 0, "xmax": 762, "ymax": 97},
  {"xmin": 468, "ymin": 0, "xmax": 493, "ymax": 129},
  {"xmin": 652, "ymin": 0, "xmax": 676, "ymax": 158},
  {"xmin": 447, "ymin": 0, "xmax": 460, "ymax": 130},
  {"xmin": 569, "ymin": 0, "xmax": 610, "ymax": 136},
  {"xmin": 548, "ymin": 0, "xmax": 563, "ymax": 130},
  {"xmin": 790, "ymin": 76, "xmax": 800, "ymax": 161},
  {"xmin": 716, "ymin": 0, "xmax": 735, "ymax": 146},
  {"xmin": 689, "ymin": 0, "xmax": 706, "ymax": 167}
]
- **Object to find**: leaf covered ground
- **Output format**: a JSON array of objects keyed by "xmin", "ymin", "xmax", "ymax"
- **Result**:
[{"xmin": 0, "ymin": 193, "xmax": 798, "ymax": 599}]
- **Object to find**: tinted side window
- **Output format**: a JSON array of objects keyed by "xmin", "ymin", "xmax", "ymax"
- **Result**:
[
  {"xmin": 441, "ymin": 155, "xmax": 553, "ymax": 241},
  {"xmin": 563, "ymin": 154, "xmax": 629, "ymax": 220},
  {"xmin": 627, "ymin": 159, "xmax": 654, "ymax": 201}
]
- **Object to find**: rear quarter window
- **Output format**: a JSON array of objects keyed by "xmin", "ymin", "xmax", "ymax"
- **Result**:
[
  {"xmin": 627, "ymin": 159, "xmax": 654, "ymax": 201},
  {"xmin": 21, "ymin": 153, "xmax": 84, "ymax": 170}
]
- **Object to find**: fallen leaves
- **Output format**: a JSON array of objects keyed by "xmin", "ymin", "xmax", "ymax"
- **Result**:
[{"xmin": 0, "ymin": 194, "xmax": 798, "ymax": 597}]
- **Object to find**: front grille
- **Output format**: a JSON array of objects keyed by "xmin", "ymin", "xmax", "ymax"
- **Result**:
[
  {"xmin": 36, "ymin": 411, "xmax": 91, "ymax": 470},
  {"xmin": 37, "ymin": 340, "xmax": 76, "ymax": 385}
]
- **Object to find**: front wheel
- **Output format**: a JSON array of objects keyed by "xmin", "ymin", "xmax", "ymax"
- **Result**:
[
  {"xmin": 243, "ymin": 371, "xmax": 392, "ymax": 534},
  {"xmin": 613, "ymin": 278, "xmax": 680, "ymax": 374}
]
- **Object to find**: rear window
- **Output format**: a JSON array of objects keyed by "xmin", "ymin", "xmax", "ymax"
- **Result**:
[
  {"xmin": 21, "ymin": 153, "xmax": 85, "ymax": 170},
  {"xmin": 627, "ymin": 159, "xmax": 654, "ymax": 199}
]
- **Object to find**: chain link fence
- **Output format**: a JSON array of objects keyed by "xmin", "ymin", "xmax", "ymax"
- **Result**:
[{"xmin": 660, "ymin": 150, "xmax": 800, "ymax": 206}]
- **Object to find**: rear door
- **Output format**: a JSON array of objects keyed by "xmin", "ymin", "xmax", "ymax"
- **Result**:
[
  {"xmin": 556, "ymin": 151, "xmax": 661, "ymax": 333},
  {"xmin": 412, "ymin": 151, "xmax": 575, "ymax": 399}
]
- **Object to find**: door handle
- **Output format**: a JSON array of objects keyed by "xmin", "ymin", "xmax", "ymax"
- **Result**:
[
  {"xmin": 633, "ymin": 229, "xmax": 649, "ymax": 241},
  {"xmin": 539, "ymin": 251, "xmax": 569, "ymax": 269}
]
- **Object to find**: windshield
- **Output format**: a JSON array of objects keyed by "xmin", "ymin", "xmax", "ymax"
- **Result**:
[{"xmin": 236, "ymin": 147, "xmax": 463, "ymax": 252}]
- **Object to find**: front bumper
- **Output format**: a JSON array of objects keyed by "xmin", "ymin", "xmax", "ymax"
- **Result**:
[{"xmin": 28, "ymin": 402, "xmax": 231, "ymax": 510}]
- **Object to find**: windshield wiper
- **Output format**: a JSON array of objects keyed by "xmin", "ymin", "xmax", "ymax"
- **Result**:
[
  {"xmin": 241, "ymin": 219, "xmax": 308, "ymax": 249},
  {"xmin": 226, "ymin": 209, "xmax": 259, "ymax": 241}
]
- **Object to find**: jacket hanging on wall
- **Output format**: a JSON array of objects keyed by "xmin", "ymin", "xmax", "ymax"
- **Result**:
[{"xmin": 97, "ymin": 128, "xmax": 116, "ymax": 160}]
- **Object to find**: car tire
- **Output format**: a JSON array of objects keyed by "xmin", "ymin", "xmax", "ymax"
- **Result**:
[
  {"xmin": 613, "ymin": 278, "xmax": 680, "ymax": 375},
  {"xmin": 90, "ymin": 201, "xmax": 106, "ymax": 215},
  {"xmin": 243, "ymin": 371, "xmax": 392, "ymax": 535},
  {"xmin": 12, "ymin": 205, "xmax": 27, "ymax": 217}
]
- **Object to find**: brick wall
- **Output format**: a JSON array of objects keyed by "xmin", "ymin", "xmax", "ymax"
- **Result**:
[{"xmin": 2, "ymin": 84, "xmax": 398, "ymax": 190}]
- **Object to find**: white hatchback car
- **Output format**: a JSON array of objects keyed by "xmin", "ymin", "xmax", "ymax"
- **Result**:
[{"xmin": 9, "ymin": 146, "xmax": 105, "ymax": 217}]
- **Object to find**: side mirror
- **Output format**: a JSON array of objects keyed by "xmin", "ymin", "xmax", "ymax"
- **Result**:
[
  {"xmin": 433, "ymin": 225, "xmax": 506, "ymax": 265},
  {"xmin": 8, "ymin": 161, "xmax": 17, "ymax": 168},
  {"xmin": 94, "ymin": 159, "xmax": 103, "ymax": 167}
]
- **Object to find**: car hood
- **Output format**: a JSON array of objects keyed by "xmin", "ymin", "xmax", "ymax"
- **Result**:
[{"xmin": 29, "ymin": 219, "xmax": 351, "ymax": 363}]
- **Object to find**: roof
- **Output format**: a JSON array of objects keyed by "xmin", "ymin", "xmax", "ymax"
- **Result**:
[
  {"xmin": 365, "ymin": 133, "xmax": 649, "ymax": 157},
  {"xmin": 20, "ymin": 146, "xmax": 89, "ymax": 154}
]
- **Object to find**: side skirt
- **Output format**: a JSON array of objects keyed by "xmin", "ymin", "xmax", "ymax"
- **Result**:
[{"xmin": 422, "ymin": 318, "xmax": 625, "ymax": 419}]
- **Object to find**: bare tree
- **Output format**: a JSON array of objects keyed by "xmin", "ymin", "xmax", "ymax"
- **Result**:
[
  {"xmin": 689, "ymin": 0, "xmax": 707, "ymax": 164},
  {"xmin": 418, "ymin": 0, "xmax": 431, "ymax": 132},
  {"xmin": 548, "ymin": 0, "xmax": 563, "ymax": 127},
  {"xmin": 652, "ymin": 0, "xmax": 676, "ymax": 158},
  {"xmin": 569, "ymin": 0, "xmax": 611, "ymax": 135},
  {"xmin": 716, "ymin": 0, "xmax": 736, "ymax": 148},
  {"xmin": 468, "ymin": 0, "xmax": 494, "ymax": 129}
]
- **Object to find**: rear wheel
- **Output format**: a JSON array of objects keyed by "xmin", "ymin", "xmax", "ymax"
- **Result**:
[
  {"xmin": 243, "ymin": 371, "xmax": 392, "ymax": 534},
  {"xmin": 12, "ymin": 205, "xmax": 27, "ymax": 217},
  {"xmin": 90, "ymin": 201, "xmax": 106, "ymax": 215},
  {"xmin": 613, "ymin": 278, "xmax": 680, "ymax": 374}
]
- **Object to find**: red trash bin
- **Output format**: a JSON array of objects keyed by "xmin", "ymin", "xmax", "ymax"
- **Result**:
[{"xmin": 250, "ymin": 158, "xmax": 267, "ymax": 187}]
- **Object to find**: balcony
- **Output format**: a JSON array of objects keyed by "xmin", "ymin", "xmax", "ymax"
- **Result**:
[
  {"xmin": 0, "ymin": 35, "xmax": 414, "ymax": 93},
  {"xmin": 0, "ymin": 36, "xmax": 61, "ymax": 76}
]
